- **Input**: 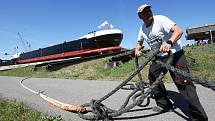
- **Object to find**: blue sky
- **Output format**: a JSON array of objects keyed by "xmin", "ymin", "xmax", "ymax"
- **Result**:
[{"xmin": 0, "ymin": 0, "xmax": 215, "ymax": 59}]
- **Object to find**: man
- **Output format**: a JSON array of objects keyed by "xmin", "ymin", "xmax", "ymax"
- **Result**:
[{"xmin": 135, "ymin": 4, "xmax": 208, "ymax": 121}]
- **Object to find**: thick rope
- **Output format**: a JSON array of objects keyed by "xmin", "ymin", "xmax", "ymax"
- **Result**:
[
  {"xmin": 78, "ymin": 50, "xmax": 215, "ymax": 120},
  {"xmin": 20, "ymin": 77, "xmax": 39, "ymax": 94},
  {"xmin": 20, "ymin": 77, "xmax": 86, "ymax": 113},
  {"xmin": 96, "ymin": 50, "xmax": 159, "ymax": 104},
  {"xmin": 78, "ymin": 51, "xmax": 160, "ymax": 120},
  {"xmin": 156, "ymin": 60, "xmax": 215, "ymax": 91},
  {"xmin": 78, "ymin": 72, "xmax": 165, "ymax": 120},
  {"xmin": 110, "ymin": 72, "xmax": 165, "ymax": 118}
]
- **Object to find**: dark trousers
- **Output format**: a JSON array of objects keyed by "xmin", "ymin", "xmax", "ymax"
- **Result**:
[{"xmin": 148, "ymin": 50, "xmax": 208, "ymax": 121}]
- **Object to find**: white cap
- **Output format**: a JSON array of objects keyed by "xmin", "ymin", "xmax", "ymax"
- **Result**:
[{"xmin": 137, "ymin": 4, "xmax": 151, "ymax": 13}]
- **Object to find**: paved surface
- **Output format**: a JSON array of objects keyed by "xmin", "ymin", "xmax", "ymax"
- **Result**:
[{"xmin": 0, "ymin": 76, "xmax": 214, "ymax": 121}]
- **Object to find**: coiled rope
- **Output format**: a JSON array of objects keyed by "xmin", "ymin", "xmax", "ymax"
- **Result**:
[{"xmin": 78, "ymin": 50, "xmax": 160, "ymax": 120}]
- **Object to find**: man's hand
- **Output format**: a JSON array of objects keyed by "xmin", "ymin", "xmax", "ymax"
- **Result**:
[
  {"xmin": 135, "ymin": 49, "xmax": 142, "ymax": 57},
  {"xmin": 160, "ymin": 43, "xmax": 172, "ymax": 52},
  {"xmin": 159, "ymin": 25, "xmax": 183, "ymax": 52},
  {"xmin": 135, "ymin": 41, "xmax": 143, "ymax": 57},
  {"xmin": 160, "ymin": 25, "xmax": 182, "ymax": 52}
]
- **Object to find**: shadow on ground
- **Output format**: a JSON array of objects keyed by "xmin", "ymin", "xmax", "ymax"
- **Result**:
[{"xmin": 110, "ymin": 90, "xmax": 190, "ymax": 121}]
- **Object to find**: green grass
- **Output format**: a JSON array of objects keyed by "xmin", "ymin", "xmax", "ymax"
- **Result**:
[
  {"xmin": 0, "ymin": 44, "xmax": 215, "ymax": 83},
  {"xmin": 0, "ymin": 66, "xmax": 34, "ymax": 77},
  {"xmin": 0, "ymin": 98, "xmax": 62, "ymax": 121},
  {"xmin": 185, "ymin": 44, "xmax": 215, "ymax": 83}
]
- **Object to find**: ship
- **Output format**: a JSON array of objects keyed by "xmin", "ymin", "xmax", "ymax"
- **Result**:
[{"xmin": 15, "ymin": 29, "xmax": 123, "ymax": 64}]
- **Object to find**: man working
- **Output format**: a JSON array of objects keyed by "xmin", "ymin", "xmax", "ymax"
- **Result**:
[{"xmin": 135, "ymin": 4, "xmax": 208, "ymax": 121}]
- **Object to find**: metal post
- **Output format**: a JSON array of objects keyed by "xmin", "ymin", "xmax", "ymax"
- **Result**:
[{"xmin": 210, "ymin": 30, "xmax": 213, "ymax": 43}]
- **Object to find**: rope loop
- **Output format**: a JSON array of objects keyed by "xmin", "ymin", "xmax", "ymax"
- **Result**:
[{"xmin": 91, "ymin": 100, "xmax": 108, "ymax": 119}]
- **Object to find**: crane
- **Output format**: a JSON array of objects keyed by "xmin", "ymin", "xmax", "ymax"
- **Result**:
[{"xmin": 17, "ymin": 32, "xmax": 31, "ymax": 52}]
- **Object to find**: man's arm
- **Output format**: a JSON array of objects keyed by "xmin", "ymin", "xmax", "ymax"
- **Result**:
[
  {"xmin": 160, "ymin": 25, "xmax": 183, "ymax": 52},
  {"xmin": 169, "ymin": 25, "xmax": 183, "ymax": 43}
]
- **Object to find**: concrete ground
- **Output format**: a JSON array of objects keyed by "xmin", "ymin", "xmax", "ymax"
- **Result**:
[{"xmin": 0, "ymin": 76, "xmax": 214, "ymax": 121}]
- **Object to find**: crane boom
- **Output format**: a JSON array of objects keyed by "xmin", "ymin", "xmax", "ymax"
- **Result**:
[{"xmin": 17, "ymin": 32, "xmax": 31, "ymax": 52}]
